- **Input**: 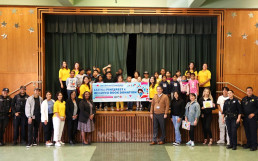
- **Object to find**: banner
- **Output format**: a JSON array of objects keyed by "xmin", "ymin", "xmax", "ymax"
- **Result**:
[{"xmin": 92, "ymin": 82, "xmax": 149, "ymax": 102}]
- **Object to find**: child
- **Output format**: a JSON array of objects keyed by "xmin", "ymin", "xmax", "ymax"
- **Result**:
[
  {"xmin": 176, "ymin": 70, "xmax": 182, "ymax": 83},
  {"xmin": 180, "ymin": 75, "xmax": 189, "ymax": 103},
  {"xmin": 142, "ymin": 71, "xmax": 150, "ymax": 83},
  {"xmin": 159, "ymin": 68, "xmax": 166, "ymax": 79},
  {"xmin": 159, "ymin": 75, "xmax": 170, "ymax": 96},
  {"xmin": 185, "ymin": 93, "xmax": 201, "ymax": 147},
  {"xmin": 166, "ymin": 71, "xmax": 172, "ymax": 84},
  {"xmin": 95, "ymin": 75, "xmax": 104, "ymax": 111},
  {"xmin": 66, "ymin": 71, "xmax": 77, "ymax": 99},
  {"xmin": 186, "ymin": 71, "xmax": 191, "ymax": 81},
  {"xmin": 126, "ymin": 76, "xmax": 133, "ymax": 111},
  {"xmin": 188, "ymin": 73, "xmax": 199, "ymax": 97},
  {"xmin": 132, "ymin": 71, "xmax": 140, "ymax": 82},
  {"xmin": 154, "ymin": 72, "xmax": 161, "ymax": 84},
  {"xmin": 137, "ymin": 76, "xmax": 143, "ymax": 111},
  {"xmin": 116, "ymin": 75, "xmax": 124, "ymax": 111},
  {"xmin": 103, "ymin": 72, "xmax": 114, "ymax": 111},
  {"xmin": 170, "ymin": 75, "xmax": 181, "ymax": 99}
]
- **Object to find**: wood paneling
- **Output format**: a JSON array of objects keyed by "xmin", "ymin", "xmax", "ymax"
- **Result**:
[
  {"xmin": 0, "ymin": 7, "xmax": 38, "ymax": 96},
  {"xmin": 3, "ymin": 111, "xmax": 221, "ymax": 143}
]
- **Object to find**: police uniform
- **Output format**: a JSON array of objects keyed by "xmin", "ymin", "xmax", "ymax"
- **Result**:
[
  {"xmin": 222, "ymin": 98, "xmax": 242, "ymax": 149},
  {"xmin": 241, "ymin": 95, "xmax": 258, "ymax": 150},
  {"xmin": 11, "ymin": 92, "xmax": 29, "ymax": 144},
  {"xmin": 0, "ymin": 90, "xmax": 12, "ymax": 145}
]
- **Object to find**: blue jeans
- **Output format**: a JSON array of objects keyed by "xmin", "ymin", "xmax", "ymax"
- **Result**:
[{"xmin": 172, "ymin": 115, "xmax": 182, "ymax": 143}]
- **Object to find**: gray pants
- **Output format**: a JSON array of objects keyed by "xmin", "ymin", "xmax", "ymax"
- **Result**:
[{"xmin": 153, "ymin": 113, "xmax": 166, "ymax": 142}]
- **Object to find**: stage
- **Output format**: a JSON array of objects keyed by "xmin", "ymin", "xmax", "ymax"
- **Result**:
[{"xmin": 3, "ymin": 110, "xmax": 229, "ymax": 143}]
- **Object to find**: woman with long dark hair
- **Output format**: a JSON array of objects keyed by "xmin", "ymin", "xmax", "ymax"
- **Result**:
[
  {"xmin": 78, "ymin": 91, "xmax": 96, "ymax": 145},
  {"xmin": 66, "ymin": 91, "xmax": 80, "ymax": 145},
  {"xmin": 170, "ymin": 91, "xmax": 185, "ymax": 146},
  {"xmin": 185, "ymin": 62, "xmax": 197, "ymax": 79},
  {"xmin": 53, "ymin": 92, "xmax": 66, "ymax": 147},
  {"xmin": 41, "ymin": 91, "xmax": 55, "ymax": 146},
  {"xmin": 59, "ymin": 61, "xmax": 70, "ymax": 100}
]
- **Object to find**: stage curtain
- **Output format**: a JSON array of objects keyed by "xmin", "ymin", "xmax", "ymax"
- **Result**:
[
  {"xmin": 45, "ymin": 15, "xmax": 217, "ymax": 34},
  {"xmin": 45, "ymin": 33, "xmax": 129, "ymax": 93},
  {"xmin": 136, "ymin": 34, "xmax": 217, "ymax": 93}
]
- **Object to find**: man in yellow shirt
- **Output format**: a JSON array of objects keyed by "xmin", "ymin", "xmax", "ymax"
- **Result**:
[{"xmin": 198, "ymin": 63, "xmax": 211, "ymax": 98}]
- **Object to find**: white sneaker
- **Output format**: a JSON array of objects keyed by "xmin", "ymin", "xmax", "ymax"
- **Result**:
[
  {"xmin": 186, "ymin": 140, "xmax": 192, "ymax": 146},
  {"xmin": 60, "ymin": 141, "xmax": 65, "ymax": 145},
  {"xmin": 55, "ymin": 142, "xmax": 61, "ymax": 147},
  {"xmin": 191, "ymin": 141, "xmax": 195, "ymax": 147},
  {"xmin": 26, "ymin": 144, "xmax": 32, "ymax": 148},
  {"xmin": 46, "ymin": 142, "xmax": 53, "ymax": 146},
  {"xmin": 217, "ymin": 140, "xmax": 225, "ymax": 144},
  {"xmin": 173, "ymin": 142, "xmax": 180, "ymax": 146}
]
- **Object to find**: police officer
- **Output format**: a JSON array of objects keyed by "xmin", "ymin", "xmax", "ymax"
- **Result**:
[
  {"xmin": 0, "ymin": 88, "xmax": 12, "ymax": 146},
  {"xmin": 222, "ymin": 90, "xmax": 242, "ymax": 150},
  {"xmin": 11, "ymin": 86, "xmax": 29, "ymax": 145},
  {"xmin": 241, "ymin": 87, "xmax": 258, "ymax": 151}
]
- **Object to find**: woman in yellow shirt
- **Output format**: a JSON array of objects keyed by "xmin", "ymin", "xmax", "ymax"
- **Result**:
[
  {"xmin": 185, "ymin": 62, "xmax": 198, "ymax": 79},
  {"xmin": 198, "ymin": 63, "xmax": 211, "ymax": 98},
  {"xmin": 154, "ymin": 72, "xmax": 161, "ymax": 84},
  {"xmin": 72, "ymin": 62, "xmax": 80, "ymax": 76},
  {"xmin": 79, "ymin": 76, "xmax": 92, "ymax": 99},
  {"xmin": 59, "ymin": 61, "xmax": 70, "ymax": 100},
  {"xmin": 149, "ymin": 76, "xmax": 158, "ymax": 111},
  {"xmin": 53, "ymin": 92, "xmax": 66, "ymax": 147}
]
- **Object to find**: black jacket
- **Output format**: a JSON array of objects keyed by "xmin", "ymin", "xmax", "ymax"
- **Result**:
[
  {"xmin": 170, "ymin": 98, "xmax": 185, "ymax": 118},
  {"xmin": 241, "ymin": 95, "xmax": 258, "ymax": 117},
  {"xmin": 0, "ymin": 95, "xmax": 12, "ymax": 119},
  {"xmin": 11, "ymin": 93, "xmax": 29, "ymax": 115},
  {"xmin": 159, "ymin": 81, "xmax": 170, "ymax": 94},
  {"xmin": 78, "ymin": 100, "xmax": 96, "ymax": 123},
  {"xmin": 222, "ymin": 98, "xmax": 242, "ymax": 118},
  {"xmin": 65, "ymin": 98, "xmax": 80, "ymax": 120}
]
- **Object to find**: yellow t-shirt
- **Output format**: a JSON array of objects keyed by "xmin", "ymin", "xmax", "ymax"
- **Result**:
[
  {"xmin": 156, "ymin": 78, "xmax": 161, "ymax": 84},
  {"xmin": 72, "ymin": 69, "xmax": 79, "ymax": 76},
  {"xmin": 185, "ymin": 70, "xmax": 198, "ymax": 76},
  {"xmin": 149, "ymin": 84, "xmax": 158, "ymax": 99},
  {"xmin": 79, "ymin": 84, "xmax": 91, "ymax": 99},
  {"xmin": 59, "ymin": 68, "xmax": 70, "ymax": 81},
  {"xmin": 53, "ymin": 100, "xmax": 66, "ymax": 118},
  {"xmin": 198, "ymin": 69, "xmax": 211, "ymax": 87}
]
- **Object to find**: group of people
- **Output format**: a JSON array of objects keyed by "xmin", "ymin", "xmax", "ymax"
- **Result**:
[{"xmin": 0, "ymin": 61, "xmax": 257, "ymax": 152}]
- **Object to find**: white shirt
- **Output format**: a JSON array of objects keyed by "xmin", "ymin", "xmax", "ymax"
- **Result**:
[
  {"xmin": 217, "ymin": 95, "xmax": 229, "ymax": 115},
  {"xmin": 142, "ymin": 78, "xmax": 149, "ymax": 83},
  {"xmin": 131, "ymin": 78, "xmax": 138, "ymax": 82}
]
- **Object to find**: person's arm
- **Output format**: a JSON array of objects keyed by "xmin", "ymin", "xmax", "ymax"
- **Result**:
[
  {"xmin": 164, "ymin": 95, "xmax": 170, "ymax": 118},
  {"xmin": 186, "ymin": 83, "xmax": 190, "ymax": 95},
  {"xmin": 150, "ymin": 96, "xmax": 155, "ymax": 119},
  {"xmin": 66, "ymin": 78, "xmax": 69, "ymax": 88},
  {"xmin": 25, "ymin": 98, "xmax": 31, "ymax": 118},
  {"xmin": 11, "ymin": 95, "xmax": 17, "ymax": 115},
  {"xmin": 59, "ymin": 69, "xmax": 64, "ymax": 88},
  {"xmin": 185, "ymin": 103, "xmax": 188, "ymax": 122}
]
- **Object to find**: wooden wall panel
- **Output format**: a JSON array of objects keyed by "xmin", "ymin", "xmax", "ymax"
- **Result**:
[
  {"xmin": 0, "ymin": 7, "xmax": 38, "ymax": 96},
  {"xmin": 224, "ymin": 9, "xmax": 258, "ymax": 95}
]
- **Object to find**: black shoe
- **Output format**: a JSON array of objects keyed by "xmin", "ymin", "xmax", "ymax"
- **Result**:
[
  {"xmin": 227, "ymin": 145, "xmax": 233, "ymax": 149},
  {"xmin": 32, "ymin": 141, "xmax": 37, "ymax": 146},
  {"xmin": 243, "ymin": 144, "xmax": 250, "ymax": 149},
  {"xmin": 69, "ymin": 141, "xmax": 74, "ymax": 145},
  {"xmin": 232, "ymin": 146, "xmax": 237, "ymax": 150},
  {"xmin": 13, "ymin": 142, "xmax": 17, "ymax": 146},
  {"xmin": 250, "ymin": 147, "xmax": 257, "ymax": 151}
]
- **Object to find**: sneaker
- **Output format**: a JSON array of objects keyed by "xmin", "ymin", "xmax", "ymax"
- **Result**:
[
  {"xmin": 26, "ymin": 144, "xmax": 32, "ymax": 148},
  {"xmin": 186, "ymin": 140, "xmax": 192, "ymax": 146},
  {"xmin": 191, "ymin": 141, "xmax": 195, "ymax": 147},
  {"xmin": 173, "ymin": 142, "xmax": 180, "ymax": 146},
  {"xmin": 32, "ymin": 141, "xmax": 37, "ymax": 146},
  {"xmin": 46, "ymin": 142, "xmax": 53, "ymax": 146},
  {"xmin": 217, "ymin": 140, "xmax": 225, "ymax": 144},
  {"xmin": 55, "ymin": 142, "xmax": 61, "ymax": 147},
  {"xmin": 60, "ymin": 141, "xmax": 65, "ymax": 145}
]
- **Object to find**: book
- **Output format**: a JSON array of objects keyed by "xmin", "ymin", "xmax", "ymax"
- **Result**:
[{"xmin": 182, "ymin": 120, "xmax": 190, "ymax": 130}]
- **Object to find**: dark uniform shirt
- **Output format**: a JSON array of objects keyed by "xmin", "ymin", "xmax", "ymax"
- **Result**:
[
  {"xmin": 0, "ymin": 95, "xmax": 12, "ymax": 119},
  {"xmin": 241, "ymin": 95, "xmax": 258, "ymax": 117},
  {"xmin": 222, "ymin": 98, "xmax": 242, "ymax": 118},
  {"xmin": 11, "ymin": 93, "xmax": 29, "ymax": 115}
]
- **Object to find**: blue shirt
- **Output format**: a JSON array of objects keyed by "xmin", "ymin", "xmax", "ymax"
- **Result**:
[{"xmin": 47, "ymin": 100, "xmax": 54, "ymax": 114}]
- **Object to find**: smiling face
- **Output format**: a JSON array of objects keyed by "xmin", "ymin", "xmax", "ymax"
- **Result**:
[
  {"xmin": 83, "ymin": 77, "xmax": 89, "ymax": 84},
  {"xmin": 71, "ymin": 91, "xmax": 76, "ymax": 99},
  {"xmin": 246, "ymin": 88, "xmax": 253, "ymax": 97},
  {"xmin": 150, "ymin": 77, "xmax": 155, "ymax": 84},
  {"xmin": 46, "ymin": 92, "xmax": 52, "ymax": 100},
  {"xmin": 203, "ymin": 64, "xmax": 207, "ymax": 70},
  {"xmin": 190, "ymin": 94, "xmax": 196, "ymax": 102},
  {"xmin": 84, "ymin": 92, "xmax": 90, "ymax": 100},
  {"xmin": 74, "ymin": 63, "xmax": 79, "ymax": 69},
  {"xmin": 57, "ymin": 93, "xmax": 63, "ymax": 101},
  {"xmin": 189, "ymin": 63, "xmax": 194, "ymax": 70},
  {"xmin": 228, "ymin": 91, "xmax": 234, "ymax": 99},
  {"xmin": 62, "ymin": 61, "xmax": 67, "ymax": 68},
  {"xmin": 157, "ymin": 86, "xmax": 163, "ymax": 95}
]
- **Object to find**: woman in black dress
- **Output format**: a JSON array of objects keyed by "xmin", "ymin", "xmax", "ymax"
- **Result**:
[{"xmin": 78, "ymin": 91, "xmax": 96, "ymax": 145}]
